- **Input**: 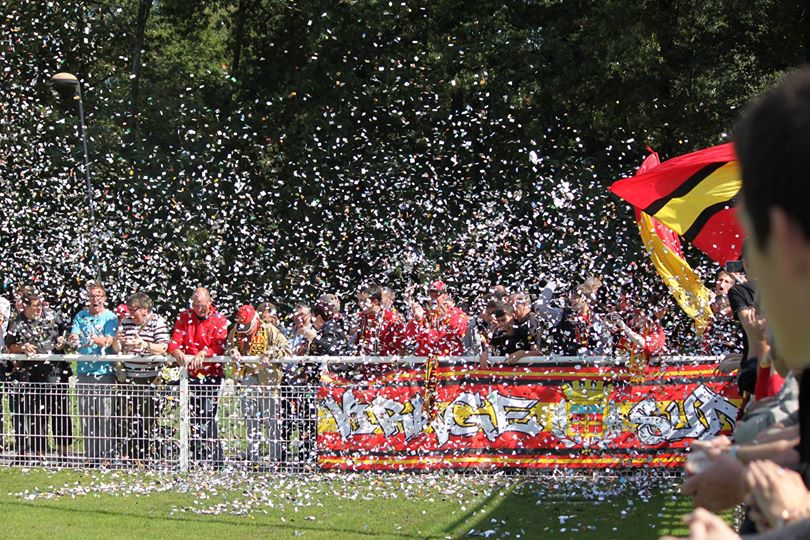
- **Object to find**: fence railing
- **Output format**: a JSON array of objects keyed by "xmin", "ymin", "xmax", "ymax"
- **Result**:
[{"xmin": 0, "ymin": 354, "xmax": 722, "ymax": 471}]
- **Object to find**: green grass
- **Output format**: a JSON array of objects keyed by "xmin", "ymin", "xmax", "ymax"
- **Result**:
[{"xmin": 0, "ymin": 468, "xmax": 713, "ymax": 539}]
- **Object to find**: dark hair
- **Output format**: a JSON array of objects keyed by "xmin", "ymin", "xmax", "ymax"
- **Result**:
[
  {"xmin": 22, "ymin": 291, "xmax": 41, "ymax": 306},
  {"xmin": 367, "ymin": 284, "xmax": 383, "ymax": 303},
  {"xmin": 312, "ymin": 301, "xmax": 333, "ymax": 321},
  {"xmin": 492, "ymin": 302, "xmax": 515, "ymax": 319},
  {"xmin": 736, "ymin": 66, "xmax": 810, "ymax": 248}
]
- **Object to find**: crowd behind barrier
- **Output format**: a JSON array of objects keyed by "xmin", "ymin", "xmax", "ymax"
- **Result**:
[
  {"xmin": 0, "ymin": 274, "xmax": 748, "ymax": 473},
  {"xmin": 0, "ymin": 353, "xmax": 731, "ymax": 472}
]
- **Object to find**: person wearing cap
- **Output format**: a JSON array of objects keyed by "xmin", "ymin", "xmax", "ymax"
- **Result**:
[
  {"xmin": 167, "ymin": 287, "xmax": 228, "ymax": 467},
  {"xmin": 225, "ymin": 304, "xmax": 290, "ymax": 467},
  {"xmin": 114, "ymin": 303, "xmax": 130, "ymax": 323},
  {"xmin": 112, "ymin": 292, "xmax": 170, "ymax": 463}
]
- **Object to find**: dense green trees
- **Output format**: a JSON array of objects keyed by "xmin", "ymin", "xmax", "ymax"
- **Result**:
[{"xmin": 1, "ymin": 0, "xmax": 807, "ymax": 315}]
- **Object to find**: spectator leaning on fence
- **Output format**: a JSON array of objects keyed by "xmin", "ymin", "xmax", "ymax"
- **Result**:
[
  {"xmin": 67, "ymin": 282, "xmax": 119, "ymax": 465},
  {"xmin": 462, "ymin": 298, "xmax": 498, "ymax": 356},
  {"xmin": 258, "ymin": 301, "xmax": 289, "ymax": 338},
  {"xmin": 167, "ymin": 287, "xmax": 228, "ymax": 467},
  {"xmin": 425, "ymin": 280, "xmax": 469, "ymax": 356},
  {"xmin": 290, "ymin": 303, "xmax": 313, "ymax": 356},
  {"xmin": 226, "ymin": 304, "xmax": 290, "ymax": 467},
  {"xmin": 350, "ymin": 284, "xmax": 404, "ymax": 379},
  {"xmin": 112, "ymin": 292, "xmax": 170, "ymax": 463},
  {"xmin": 479, "ymin": 302, "xmax": 534, "ymax": 368},
  {"xmin": 5, "ymin": 290, "xmax": 66, "ymax": 461},
  {"xmin": 297, "ymin": 300, "xmax": 348, "ymax": 463}
]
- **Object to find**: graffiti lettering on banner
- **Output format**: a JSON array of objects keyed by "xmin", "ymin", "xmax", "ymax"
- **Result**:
[{"xmin": 316, "ymin": 361, "xmax": 741, "ymax": 470}]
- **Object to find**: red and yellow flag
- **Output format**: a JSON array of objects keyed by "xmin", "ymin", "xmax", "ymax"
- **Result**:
[
  {"xmin": 610, "ymin": 143, "xmax": 744, "ymax": 265},
  {"xmin": 632, "ymin": 151, "xmax": 713, "ymax": 331}
]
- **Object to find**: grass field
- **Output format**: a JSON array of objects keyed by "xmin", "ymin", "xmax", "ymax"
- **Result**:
[{"xmin": 0, "ymin": 467, "xmax": 721, "ymax": 539}]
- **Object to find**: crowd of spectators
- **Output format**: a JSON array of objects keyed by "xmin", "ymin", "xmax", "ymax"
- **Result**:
[{"xmin": 0, "ymin": 267, "xmax": 698, "ymax": 468}]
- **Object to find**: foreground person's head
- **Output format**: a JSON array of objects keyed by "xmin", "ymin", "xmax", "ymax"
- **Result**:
[{"xmin": 736, "ymin": 66, "xmax": 810, "ymax": 367}]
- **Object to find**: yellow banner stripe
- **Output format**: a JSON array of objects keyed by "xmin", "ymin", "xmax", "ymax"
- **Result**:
[
  {"xmin": 319, "ymin": 455, "xmax": 685, "ymax": 466},
  {"xmin": 652, "ymin": 161, "xmax": 741, "ymax": 235},
  {"xmin": 324, "ymin": 368, "xmax": 723, "ymax": 384}
]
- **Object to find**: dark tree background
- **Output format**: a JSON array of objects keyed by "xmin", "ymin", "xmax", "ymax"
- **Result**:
[{"xmin": 1, "ymin": 0, "xmax": 807, "ymax": 320}]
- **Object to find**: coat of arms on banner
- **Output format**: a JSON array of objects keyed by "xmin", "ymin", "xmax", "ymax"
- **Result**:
[{"xmin": 551, "ymin": 380, "xmax": 622, "ymax": 448}]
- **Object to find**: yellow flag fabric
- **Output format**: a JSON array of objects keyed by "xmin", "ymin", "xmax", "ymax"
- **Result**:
[{"xmin": 637, "ymin": 211, "xmax": 713, "ymax": 332}]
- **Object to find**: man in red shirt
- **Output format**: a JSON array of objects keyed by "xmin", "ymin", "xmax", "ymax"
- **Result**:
[
  {"xmin": 403, "ymin": 281, "xmax": 468, "ymax": 357},
  {"xmin": 167, "ymin": 287, "xmax": 228, "ymax": 467},
  {"xmin": 350, "ymin": 285, "xmax": 403, "ymax": 380},
  {"xmin": 428, "ymin": 281, "xmax": 468, "ymax": 356},
  {"xmin": 353, "ymin": 284, "xmax": 404, "ymax": 356}
]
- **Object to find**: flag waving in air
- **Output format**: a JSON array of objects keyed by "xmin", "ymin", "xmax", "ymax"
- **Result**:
[
  {"xmin": 610, "ymin": 143, "xmax": 744, "ymax": 265},
  {"xmin": 630, "ymin": 150, "xmax": 713, "ymax": 331}
]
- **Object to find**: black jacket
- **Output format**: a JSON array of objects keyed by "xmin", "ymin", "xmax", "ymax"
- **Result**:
[{"xmin": 310, "ymin": 319, "xmax": 348, "ymax": 356}]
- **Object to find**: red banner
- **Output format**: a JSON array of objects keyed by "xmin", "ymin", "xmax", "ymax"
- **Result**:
[{"xmin": 317, "ymin": 361, "xmax": 741, "ymax": 470}]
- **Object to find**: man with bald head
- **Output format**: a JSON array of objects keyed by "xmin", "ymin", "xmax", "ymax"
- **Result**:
[{"xmin": 168, "ymin": 287, "xmax": 228, "ymax": 467}]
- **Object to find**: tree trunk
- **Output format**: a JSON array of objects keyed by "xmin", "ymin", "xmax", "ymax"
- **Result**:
[
  {"xmin": 128, "ymin": 0, "xmax": 153, "ymax": 151},
  {"xmin": 231, "ymin": 0, "xmax": 248, "ymax": 76}
]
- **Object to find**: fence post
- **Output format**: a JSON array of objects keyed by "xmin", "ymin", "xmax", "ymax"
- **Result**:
[{"xmin": 179, "ymin": 366, "xmax": 189, "ymax": 473}]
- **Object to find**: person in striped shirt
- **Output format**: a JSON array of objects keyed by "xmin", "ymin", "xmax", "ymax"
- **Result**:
[{"xmin": 112, "ymin": 292, "xmax": 170, "ymax": 463}]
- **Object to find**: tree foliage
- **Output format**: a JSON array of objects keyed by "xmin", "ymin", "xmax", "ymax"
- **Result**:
[{"xmin": 1, "ymin": 0, "xmax": 807, "ymax": 316}]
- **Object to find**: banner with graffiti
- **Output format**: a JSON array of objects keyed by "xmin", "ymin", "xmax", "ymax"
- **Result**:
[{"xmin": 317, "ymin": 360, "xmax": 741, "ymax": 470}]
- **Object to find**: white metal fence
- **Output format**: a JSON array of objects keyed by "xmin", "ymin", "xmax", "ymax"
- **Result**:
[{"xmin": 0, "ymin": 354, "xmax": 720, "ymax": 471}]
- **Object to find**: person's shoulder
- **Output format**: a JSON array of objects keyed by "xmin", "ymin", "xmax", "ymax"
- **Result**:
[
  {"xmin": 516, "ymin": 322, "xmax": 531, "ymax": 336},
  {"xmin": 150, "ymin": 312, "xmax": 169, "ymax": 326},
  {"xmin": 7, "ymin": 312, "xmax": 24, "ymax": 328},
  {"xmin": 262, "ymin": 321, "xmax": 285, "ymax": 337},
  {"xmin": 729, "ymin": 281, "xmax": 755, "ymax": 297},
  {"xmin": 450, "ymin": 306, "xmax": 468, "ymax": 319}
]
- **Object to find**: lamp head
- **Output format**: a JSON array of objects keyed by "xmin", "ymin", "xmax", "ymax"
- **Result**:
[{"xmin": 50, "ymin": 72, "xmax": 81, "ymax": 99}]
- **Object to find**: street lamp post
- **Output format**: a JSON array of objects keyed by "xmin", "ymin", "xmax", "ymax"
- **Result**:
[{"xmin": 50, "ymin": 72, "xmax": 101, "ymax": 281}]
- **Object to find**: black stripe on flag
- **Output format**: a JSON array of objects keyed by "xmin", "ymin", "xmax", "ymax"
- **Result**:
[
  {"xmin": 682, "ymin": 196, "xmax": 737, "ymax": 243},
  {"xmin": 643, "ymin": 162, "xmax": 726, "ymax": 216}
]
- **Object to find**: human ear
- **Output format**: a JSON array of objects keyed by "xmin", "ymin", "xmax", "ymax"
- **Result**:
[{"xmin": 770, "ymin": 207, "xmax": 810, "ymax": 281}]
